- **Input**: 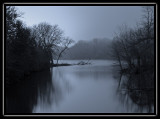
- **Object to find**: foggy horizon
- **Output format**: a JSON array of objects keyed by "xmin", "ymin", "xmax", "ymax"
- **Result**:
[{"xmin": 16, "ymin": 6, "xmax": 143, "ymax": 42}]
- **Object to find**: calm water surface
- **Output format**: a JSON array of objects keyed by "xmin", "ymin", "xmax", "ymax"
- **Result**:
[{"xmin": 6, "ymin": 60, "xmax": 153, "ymax": 113}]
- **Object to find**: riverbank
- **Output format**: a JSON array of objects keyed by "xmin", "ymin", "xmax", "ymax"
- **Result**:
[
  {"xmin": 51, "ymin": 61, "xmax": 92, "ymax": 67},
  {"xmin": 52, "ymin": 63, "xmax": 73, "ymax": 67}
]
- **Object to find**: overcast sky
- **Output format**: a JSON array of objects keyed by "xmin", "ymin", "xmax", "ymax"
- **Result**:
[{"xmin": 16, "ymin": 6, "xmax": 143, "ymax": 42}]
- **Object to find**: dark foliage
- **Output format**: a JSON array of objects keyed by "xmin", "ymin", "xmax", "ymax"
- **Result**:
[{"xmin": 6, "ymin": 6, "xmax": 71, "ymax": 86}]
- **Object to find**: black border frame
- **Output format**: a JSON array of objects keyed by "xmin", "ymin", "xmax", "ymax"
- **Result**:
[{"xmin": 2, "ymin": 2, "xmax": 158, "ymax": 117}]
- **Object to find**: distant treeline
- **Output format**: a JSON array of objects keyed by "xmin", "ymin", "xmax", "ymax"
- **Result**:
[
  {"xmin": 61, "ymin": 38, "xmax": 113, "ymax": 60},
  {"xmin": 6, "ymin": 6, "xmax": 72, "ymax": 85}
]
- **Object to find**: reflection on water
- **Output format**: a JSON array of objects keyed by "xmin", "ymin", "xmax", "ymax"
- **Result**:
[
  {"xmin": 114, "ymin": 66, "xmax": 154, "ymax": 113},
  {"xmin": 5, "ymin": 60, "xmax": 154, "ymax": 113},
  {"xmin": 6, "ymin": 69, "xmax": 55, "ymax": 113}
]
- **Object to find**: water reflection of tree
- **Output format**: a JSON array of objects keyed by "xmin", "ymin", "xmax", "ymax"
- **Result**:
[
  {"xmin": 115, "ymin": 69, "xmax": 154, "ymax": 113},
  {"xmin": 5, "ymin": 69, "xmax": 54, "ymax": 113},
  {"xmin": 32, "ymin": 67, "xmax": 73, "ymax": 113}
]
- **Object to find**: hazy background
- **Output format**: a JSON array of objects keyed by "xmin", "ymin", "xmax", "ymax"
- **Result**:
[{"xmin": 16, "ymin": 6, "xmax": 143, "ymax": 43}]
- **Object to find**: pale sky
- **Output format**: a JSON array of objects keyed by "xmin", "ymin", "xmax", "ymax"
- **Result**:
[{"xmin": 16, "ymin": 6, "xmax": 143, "ymax": 42}]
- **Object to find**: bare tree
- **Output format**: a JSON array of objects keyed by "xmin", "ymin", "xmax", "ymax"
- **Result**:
[
  {"xmin": 112, "ymin": 25, "xmax": 135, "ymax": 70},
  {"xmin": 56, "ymin": 37, "xmax": 74, "ymax": 64},
  {"xmin": 111, "ymin": 6, "xmax": 154, "ymax": 93},
  {"xmin": 31, "ymin": 22, "xmax": 63, "ymax": 65},
  {"xmin": 112, "ymin": 39, "xmax": 123, "ymax": 70}
]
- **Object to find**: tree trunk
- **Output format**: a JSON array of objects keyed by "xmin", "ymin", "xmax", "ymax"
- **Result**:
[
  {"xmin": 116, "ymin": 52, "xmax": 123, "ymax": 70},
  {"xmin": 56, "ymin": 47, "xmax": 67, "ymax": 65},
  {"xmin": 56, "ymin": 55, "xmax": 60, "ymax": 64},
  {"xmin": 56, "ymin": 50, "xmax": 63, "ymax": 64}
]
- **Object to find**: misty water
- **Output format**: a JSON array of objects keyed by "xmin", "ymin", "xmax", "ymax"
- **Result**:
[{"xmin": 6, "ymin": 60, "xmax": 153, "ymax": 113}]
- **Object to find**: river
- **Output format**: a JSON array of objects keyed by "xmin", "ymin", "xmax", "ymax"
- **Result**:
[{"xmin": 6, "ymin": 60, "xmax": 154, "ymax": 113}]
